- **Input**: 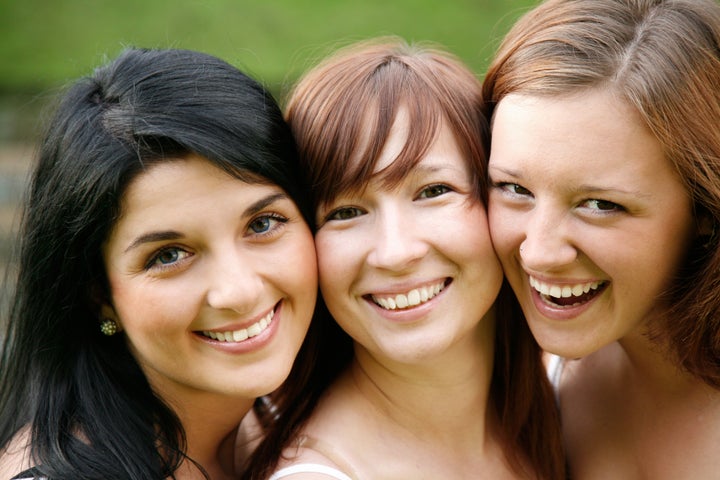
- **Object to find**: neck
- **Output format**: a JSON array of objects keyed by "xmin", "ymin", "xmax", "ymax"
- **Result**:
[
  {"xmin": 351, "ymin": 318, "xmax": 496, "ymax": 446},
  {"xmin": 168, "ymin": 393, "xmax": 254, "ymax": 480},
  {"xmin": 617, "ymin": 326, "xmax": 707, "ymax": 396}
]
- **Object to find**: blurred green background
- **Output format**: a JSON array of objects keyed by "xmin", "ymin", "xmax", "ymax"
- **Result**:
[
  {"xmin": 0, "ymin": 0, "xmax": 537, "ymax": 142},
  {"xmin": 0, "ymin": 0, "xmax": 537, "ymax": 270}
]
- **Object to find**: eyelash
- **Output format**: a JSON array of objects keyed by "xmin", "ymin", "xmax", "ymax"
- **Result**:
[
  {"xmin": 145, "ymin": 246, "xmax": 192, "ymax": 271},
  {"xmin": 143, "ymin": 213, "xmax": 289, "ymax": 272},
  {"xmin": 246, "ymin": 213, "xmax": 288, "ymax": 238},
  {"xmin": 492, "ymin": 181, "xmax": 625, "ymax": 213},
  {"xmin": 579, "ymin": 199, "xmax": 624, "ymax": 213},
  {"xmin": 417, "ymin": 183, "xmax": 452, "ymax": 199},
  {"xmin": 492, "ymin": 181, "xmax": 532, "ymax": 197},
  {"xmin": 324, "ymin": 206, "xmax": 365, "ymax": 223},
  {"xmin": 322, "ymin": 183, "xmax": 455, "ymax": 223}
]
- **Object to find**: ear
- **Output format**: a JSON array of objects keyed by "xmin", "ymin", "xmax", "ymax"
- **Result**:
[
  {"xmin": 697, "ymin": 211, "xmax": 715, "ymax": 236},
  {"xmin": 90, "ymin": 284, "xmax": 123, "ymax": 332},
  {"xmin": 99, "ymin": 302, "xmax": 122, "ymax": 329},
  {"xmin": 696, "ymin": 211, "xmax": 717, "ymax": 249}
]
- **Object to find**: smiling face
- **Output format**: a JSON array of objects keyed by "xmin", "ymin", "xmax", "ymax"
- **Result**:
[
  {"xmin": 488, "ymin": 90, "xmax": 697, "ymax": 358},
  {"xmin": 314, "ymin": 111, "xmax": 503, "ymax": 365},
  {"xmin": 102, "ymin": 154, "xmax": 316, "ymax": 404}
]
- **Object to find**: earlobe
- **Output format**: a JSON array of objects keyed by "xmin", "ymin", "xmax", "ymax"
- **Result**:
[{"xmin": 99, "ymin": 303, "xmax": 123, "ymax": 336}]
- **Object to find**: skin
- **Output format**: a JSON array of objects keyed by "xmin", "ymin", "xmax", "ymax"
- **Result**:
[
  {"xmin": 102, "ymin": 154, "xmax": 316, "ymax": 478},
  {"xmin": 273, "ymin": 111, "xmax": 519, "ymax": 479},
  {"xmin": 487, "ymin": 89, "xmax": 720, "ymax": 479},
  {"xmin": 316, "ymin": 112, "xmax": 502, "ymax": 370},
  {"xmin": 487, "ymin": 89, "xmax": 696, "ymax": 359}
]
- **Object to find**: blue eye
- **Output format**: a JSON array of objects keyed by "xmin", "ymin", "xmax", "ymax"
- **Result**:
[
  {"xmin": 247, "ymin": 214, "xmax": 288, "ymax": 236},
  {"xmin": 147, "ymin": 247, "xmax": 190, "ymax": 269},
  {"xmin": 249, "ymin": 216, "xmax": 272, "ymax": 233}
]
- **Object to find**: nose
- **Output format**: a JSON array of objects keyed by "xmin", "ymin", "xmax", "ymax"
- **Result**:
[
  {"xmin": 366, "ymin": 203, "xmax": 429, "ymax": 271},
  {"xmin": 519, "ymin": 205, "xmax": 578, "ymax": 271},
  {"xmin": 206, "ymin": 248, "xmax": 264, "ymax": 313}
]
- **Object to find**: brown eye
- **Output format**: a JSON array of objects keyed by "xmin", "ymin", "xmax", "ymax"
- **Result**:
[
  {"xmin": 581, "ymin": 199, "xmax": 624, "ymax": 212},
  {"xmin": 418, "ymin": 184, "xmax": 451, "ymax": 199},
  {"xmin": 327, "ymin": 207, "xmax": 364, "ymax": 221}
]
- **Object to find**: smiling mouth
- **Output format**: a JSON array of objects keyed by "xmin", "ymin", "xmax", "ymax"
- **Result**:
[
  {"xmin": 368, "ymin": 280, "xmax": 449, "ymax": 310},
  {"xmin": 529, "ymin": 276, "xmax": 607, "ymax": 307},
  {"xmin": 200, "ymin": 308, "xmax": 275, "ymax": 342}
]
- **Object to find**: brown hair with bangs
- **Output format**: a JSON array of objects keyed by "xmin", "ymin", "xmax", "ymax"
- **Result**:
[
  {"xmin": 285, "ymin": 38, "xmax": 489, "ymax": 207},
  {"xmin": 243, "ymin": 38, "xmax": 564, "ymax": 480}
]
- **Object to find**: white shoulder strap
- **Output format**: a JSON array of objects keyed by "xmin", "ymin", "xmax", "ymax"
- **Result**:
[{"xmin": 269, "ymin": 463, "xmax": 353, "ymax": 480}]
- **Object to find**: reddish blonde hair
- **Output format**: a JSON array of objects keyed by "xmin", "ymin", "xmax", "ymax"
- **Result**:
[{"xmin": 286, "ymin": 38, "xmax": 489, "ymax": 205}]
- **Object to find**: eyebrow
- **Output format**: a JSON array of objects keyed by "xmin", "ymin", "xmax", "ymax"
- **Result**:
[{"xmin": 123, "ymin": 191, "xmax": 290, "ymax": 253}]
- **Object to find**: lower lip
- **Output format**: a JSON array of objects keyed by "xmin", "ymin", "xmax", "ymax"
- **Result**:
[
  {"xmin": 528, "ymin": 284, "xmax": 601, "ymax": 321},
  {"xmin": 194, "ymin": 302, "xmax": 282, "ymax": 354},
  {"xmin": 367, "ymin": 283, "xmax": 449, "ymax": 323}
]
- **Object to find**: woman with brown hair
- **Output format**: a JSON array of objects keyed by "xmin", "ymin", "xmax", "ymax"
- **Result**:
[{"xmin": 483, "ymin": 0, "xmax": 720, "ymax": 477}]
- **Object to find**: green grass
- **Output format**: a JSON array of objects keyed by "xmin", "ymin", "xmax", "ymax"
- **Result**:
[{"xmin": 0, "ymin": 0, "xmax": 536, "ymax": 94}]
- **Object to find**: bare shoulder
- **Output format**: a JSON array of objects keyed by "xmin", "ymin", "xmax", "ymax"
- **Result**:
[
  {"xmin": 270, "ymin": 445, "xmax": 353, "ymax": 480},
  {"xmin": 268, "ymin": 373, "xmax": 368, "ymax": 480},
  {"xmin": 0, "ymin": 428, "xmax": 34, "ymax": 479}
]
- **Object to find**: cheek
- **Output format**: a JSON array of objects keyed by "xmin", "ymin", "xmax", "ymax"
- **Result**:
[
  {"xmin": 487, "ymin": 204, "xmax": 520, "ymax": 256},
  {"xmin": 284, "ymin": 231, "xmax": 319, "ymax": 289},
  {"xmin": 459, "ymin": 209, "xmax": 504, "ymax": 278},
  {"xmin": 108, "ymin": 272, "xmax": 188, "ymax": 333},
  {"xmin": 315, "ymin": 233, "xmax": 354, "ymax": 303}
]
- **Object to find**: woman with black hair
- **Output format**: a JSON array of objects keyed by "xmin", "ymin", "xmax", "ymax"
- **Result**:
[{"xmin": 0, "ymin": 47, "xmax": 318, "ymax": 480}]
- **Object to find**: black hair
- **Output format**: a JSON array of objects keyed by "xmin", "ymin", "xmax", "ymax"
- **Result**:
[{"xmin": 0, "ymin": 47, "xmax": 312, "ymax": 479}]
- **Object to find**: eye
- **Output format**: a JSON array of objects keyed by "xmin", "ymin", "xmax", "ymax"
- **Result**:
[
  {"xmin": 146, "ymin": 247, "xmax": 191, "ymax": 269},
  {"xmin": 496, "ymin": 182, "xmax": 532, "ymax": 196},
  {"xmin": 417, "ymin": 184, "xmax": 451, "ymax": 199},
  {"xmin": 580, "ymin": 199, "xmax": 624, "ymax": 212},
  {"xmin": 325, "ymin": 206, "xmax": 365, "ymax": 222},
  {"xmin": 247, "ymin": 214, "xmax": 288, "ymax": 236}
]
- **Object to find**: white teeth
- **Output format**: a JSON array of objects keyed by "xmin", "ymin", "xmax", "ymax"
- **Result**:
[
  {"xmin": 201, "ymin": 308, "xmax": 275, "ymax": 343},
  {"xmin": 371, "ymin": 281, "xmax": 446, "ymax": 311},
  {"xmin": 529, "ymin": 277, "xmax": 603, "ymax": 299}
]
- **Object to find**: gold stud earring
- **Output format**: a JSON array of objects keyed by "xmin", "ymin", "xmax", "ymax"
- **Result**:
[{"xmin": 100, "ymin": 318, "xmax": 119, "ymax": 336}]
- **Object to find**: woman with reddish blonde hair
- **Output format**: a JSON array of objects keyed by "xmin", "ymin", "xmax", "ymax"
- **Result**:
[{"xmin": 244, "ymin": 38, "xmax": 564, "ymax": 480}]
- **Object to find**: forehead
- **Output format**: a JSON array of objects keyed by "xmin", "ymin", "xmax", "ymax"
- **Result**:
[
  {"xmin": 491, "ymin": 90, "xmax": 655, "ymax": 164},
  {"xmin": 345, "ymin": 107, "xmax": 465, "ymax": 191},
  {"xmin": 489, "ymin": 91, "xmax": 687, "ymax": 197}
]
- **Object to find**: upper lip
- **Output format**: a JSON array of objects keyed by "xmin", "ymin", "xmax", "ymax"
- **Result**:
[{"xmin": 197, "ymin": 302, "xmax": 279, "ymax": 333}]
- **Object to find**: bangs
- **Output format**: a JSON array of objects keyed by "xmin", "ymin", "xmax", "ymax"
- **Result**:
[
  {"xmin": 287, "ymin": 39, "xmax": 488, "ymax": 209},
  {"xmin": 313, "ymin": 62, "xmax": 447, "ymax": 206}
]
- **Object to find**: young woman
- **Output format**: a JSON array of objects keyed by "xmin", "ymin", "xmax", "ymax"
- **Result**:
[
  {"xmin": 0, "ymin": 47, "xmax": 317, "ymax": 480},
  {"xmin": 245, "ymin": 38, "xmax": 563, "ymax": 480},
  {"xmin": 483, "ymin": 0, "xmax": 720, "ymax": 477}
]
